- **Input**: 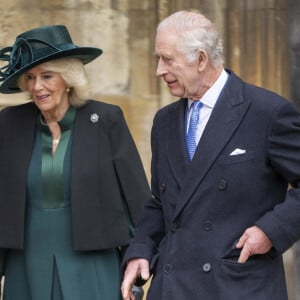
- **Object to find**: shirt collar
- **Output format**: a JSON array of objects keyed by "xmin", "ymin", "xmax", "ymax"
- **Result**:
[{"xmin": 188, "ymin": 68, "xmax": 229, "ymax": 109}]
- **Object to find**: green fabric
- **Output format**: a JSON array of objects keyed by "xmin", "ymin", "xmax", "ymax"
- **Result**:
[
  {"xmin": 39, "ymin": 106, "xmax": 75, "ymax": 208},
  {"xmin": 3, "ymin": 105, "xmax": 122, "ymax": 299}
]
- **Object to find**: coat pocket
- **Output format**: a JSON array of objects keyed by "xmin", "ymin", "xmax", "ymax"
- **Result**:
[
  {"xmin": 214, "ymin": 254, "xmax": 287, "ymax": 300},
  {"xmin": 218, "ymin": 151, "xmax": 255, "ymax": 165}
]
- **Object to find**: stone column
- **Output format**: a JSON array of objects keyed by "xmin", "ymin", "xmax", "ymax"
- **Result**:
[{"xmin": 224, "ymin": 0, "xmax": 289, "ymax": 98}]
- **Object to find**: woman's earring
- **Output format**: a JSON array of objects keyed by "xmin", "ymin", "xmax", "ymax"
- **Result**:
[{"xmin": 66, "ymin": 87, "xmax": 70, "ymax": 92}]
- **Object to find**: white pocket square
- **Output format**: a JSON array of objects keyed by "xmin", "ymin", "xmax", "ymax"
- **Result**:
[{"xmin": 230, "ymin": 148, "xmax": 246, "ymax": 156}]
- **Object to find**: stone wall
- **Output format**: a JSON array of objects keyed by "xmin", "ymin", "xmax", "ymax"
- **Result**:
[
  {"xmin": 0, "ymin": 1, "xmax": 297, "ymax": 299},
  {"xmin": 0, "ymin": 0, "xmax": 130, "ymax": 94}
]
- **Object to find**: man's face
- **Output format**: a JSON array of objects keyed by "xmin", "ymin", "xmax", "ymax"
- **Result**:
[{"xmin": 155, "ymin": 30, "xmax": 202, "ymax": 100}]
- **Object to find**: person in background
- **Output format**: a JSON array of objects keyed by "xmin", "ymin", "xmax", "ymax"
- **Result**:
[
  {"xmin": 0, "ymin": 24, "xmax": 150, "ymax": 300},
  {"xmin": 121, "ymin": 10, "xmax": 300, "ymax": 300}
]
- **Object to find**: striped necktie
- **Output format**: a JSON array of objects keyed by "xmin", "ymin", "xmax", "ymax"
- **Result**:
[{"xmin": 186, "ymin": 101, "xmax": 203, "ymax": 160}]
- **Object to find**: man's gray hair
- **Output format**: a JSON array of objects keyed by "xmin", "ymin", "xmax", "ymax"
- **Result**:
[{"xmin": 157, "ymin": 10, "xmax": 224, "ymax": 68}]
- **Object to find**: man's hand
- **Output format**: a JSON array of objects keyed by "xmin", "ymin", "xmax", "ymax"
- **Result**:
[
  {"xmin": 121, "ymin": 258, "xmax": 150, "ymax": 300},
  {"xmin": 236, "ymin": 225, "xmax": 273, "ymax": 263}
]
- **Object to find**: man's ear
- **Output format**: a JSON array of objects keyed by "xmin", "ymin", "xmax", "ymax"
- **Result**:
[{"xmin": 198, "ymin": 50, "xmax": 209, "ymax": 72}]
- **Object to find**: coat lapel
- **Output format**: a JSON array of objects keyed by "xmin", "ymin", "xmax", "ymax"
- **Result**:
[
  {"xmin": 71, "ymin": 103, "xmax": 100, "ymax": 201},
  {"xmin": 173, "ymin": 73, "xmax": 251, "ymax": 219},
  {"xmin": 11, "ymin": 103, "xmax": 38, "ymax": 187},
  {"xmin": 166, "ymin": 99, "xmax": 190, "ymax": 187}
]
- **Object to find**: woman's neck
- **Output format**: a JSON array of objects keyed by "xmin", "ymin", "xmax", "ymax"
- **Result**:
[{"xmin": 41, "ymin": 102, "xmax": 70, "ymax": 125}]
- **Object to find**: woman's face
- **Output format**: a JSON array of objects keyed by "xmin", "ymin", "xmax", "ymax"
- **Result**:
[{"xmin": 24, "ymin": 64, "xmax": 69, "ymax": 116}]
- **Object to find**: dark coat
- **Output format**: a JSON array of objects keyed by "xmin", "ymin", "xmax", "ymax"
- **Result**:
[
  {"xmin": 0, "ymin": 100, "xmax": 151, "ymax": 251},
  {"xmin": 124, "ymin": 71, "xmax": 300, "ymax": 299}
]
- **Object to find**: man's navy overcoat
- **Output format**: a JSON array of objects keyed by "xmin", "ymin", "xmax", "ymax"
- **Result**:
[{"xmin": 124, "ymin": 71, "xmax": 300, "ymax": 299}]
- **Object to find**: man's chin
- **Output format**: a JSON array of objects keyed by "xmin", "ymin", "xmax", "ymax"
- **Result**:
[{"xmin": 168, "ymin": 89, "xmax": 184, "ymax": 98}]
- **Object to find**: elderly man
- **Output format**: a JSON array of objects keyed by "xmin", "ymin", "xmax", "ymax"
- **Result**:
[{"xmin": 121, "ymin": 10, "xmax": 300, "ymax": 300}]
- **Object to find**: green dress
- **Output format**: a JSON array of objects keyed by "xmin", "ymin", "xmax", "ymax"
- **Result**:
[{"xmin": 3, "ymin": 107, "xmax": 121, "ymax": 300}]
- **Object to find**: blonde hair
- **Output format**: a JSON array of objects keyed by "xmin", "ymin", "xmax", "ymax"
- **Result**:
[{"xmin": 19, "ymin": 57, "xmax": 90, "ymax": 106}]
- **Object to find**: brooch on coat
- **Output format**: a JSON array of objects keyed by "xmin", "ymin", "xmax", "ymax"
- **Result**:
[{"xmin": 90, "ymin": 113, "xmax": 99, "ymax": 123}]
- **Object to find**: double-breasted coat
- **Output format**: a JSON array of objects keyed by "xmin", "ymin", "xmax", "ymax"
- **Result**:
[
  {"xmin": 0, "ymin": 100, "xmax": 151, "ymax": 252},
  {"xmin": 124, "ymin": 71, "xmax": 300, "ymax": 299}
]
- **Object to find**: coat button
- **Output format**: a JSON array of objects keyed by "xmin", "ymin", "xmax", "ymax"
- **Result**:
[
  {"xmin": 159, "ymin": 183, "xmax": 166, "ymax": 192},
  {"xmin": 170, "ymin": 222, "xmax": 179, "ymax": 232},
  {"xmin": 202, "ymin": 263, "xmax": 211, "ymax": 273},
  {"xmin": 164, "ymin": 264, "xmax": 173, "ymax": 273},
  {"xmin": 218, "ymin": 179, "xmax": 227, "ymax": 190},
  {"xmin": 202, "ymin": 220, "xmax": 213, "ymax": 231}
]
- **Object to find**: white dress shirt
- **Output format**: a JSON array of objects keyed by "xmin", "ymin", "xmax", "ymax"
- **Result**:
[{"xmin": 186, "ymin": 69, "xmax": 229, "ymax": 144}]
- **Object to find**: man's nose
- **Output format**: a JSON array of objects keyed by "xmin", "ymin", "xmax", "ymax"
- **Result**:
[{"xmin": 156, "ymin": 59, "xmax": 167, "ymax": 77}]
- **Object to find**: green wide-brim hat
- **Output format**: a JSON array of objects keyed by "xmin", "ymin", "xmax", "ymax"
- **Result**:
[{"xmin": 0, "ymin": 25, "xmax": 102, "ymax": 94}]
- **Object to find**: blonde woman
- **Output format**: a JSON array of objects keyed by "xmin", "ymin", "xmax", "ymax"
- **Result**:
[{"xmin": 0, "ymin": 25, "xmax": 150, "ymax": 300}]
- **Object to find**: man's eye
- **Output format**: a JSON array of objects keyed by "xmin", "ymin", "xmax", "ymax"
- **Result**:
[
  {"xmin": 163, "ymin": 56, "xmax": 172, "ymax": 62},
  {"xmin": 157, "ymin": 55, "xmax": 171, "ymax": 61}
]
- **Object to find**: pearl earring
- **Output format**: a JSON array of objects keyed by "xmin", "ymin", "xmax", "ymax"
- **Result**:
[{"xmin": 66, "ymin": 87, "xmax": 70, "ymax": 92}]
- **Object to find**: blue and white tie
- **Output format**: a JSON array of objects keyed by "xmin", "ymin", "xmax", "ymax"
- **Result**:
[{"xmin": 186, "ymin": 101, "xmax": 203, "ymax": 160}]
